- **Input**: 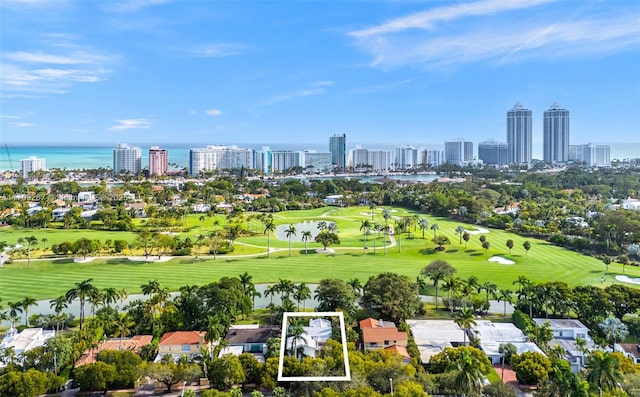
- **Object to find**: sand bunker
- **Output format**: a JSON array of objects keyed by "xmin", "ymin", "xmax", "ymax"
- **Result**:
[
  {"xmin": 467, "ymin": 227, "xmax": 490, "ymax": 235},
  {"xmin": 616, "ymin": 275, "xmax": 640, "ymax": 285},
  {"xmin": 488, "ymin": 256, "xmax": 515, "ymax": 265},
  {"xmin": 73, "ymin": 257, "xmax": 96, "ymax": 263}
]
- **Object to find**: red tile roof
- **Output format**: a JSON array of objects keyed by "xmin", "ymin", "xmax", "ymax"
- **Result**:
[
  {"xmin": 385, "ymin": 344, "xmax": 411, "ymax": 360},
  {"xmin": 362, "ymin": 327, "xmax": 408, "ymax": 346},
  {"xmin": 75, "ymin": 335, "xmax": 153, "ymax": 366},
  {"xmin": 159, "ymin": 331, "xmax": 206, "ymax": 346}
]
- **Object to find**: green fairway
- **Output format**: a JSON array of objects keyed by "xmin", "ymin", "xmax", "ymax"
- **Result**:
[{"xmin": 1, "ymin": 206, "xmax": 636, "ymax": 302}]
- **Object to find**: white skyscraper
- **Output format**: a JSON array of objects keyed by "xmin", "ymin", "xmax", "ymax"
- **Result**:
[
  {"xmin": 394, "ymin": 145, "xmax": 418, "ymax": 170},
  {"xmin": 21, "ymin": 156, "xmax": 46, "ymax": 179},
  {"xmin": 543, "ymin": 103, "xmax": 570, "ymax": 163},
  {"xmin": 507, "ymin": 102, "xmax": 532, "ymax": 164},
  {"xmin": 188, "ymin": 145, "xmax": 254, "ymax": 175},
  {"xmin": 444, "ymin": 140, "xmax": 473, "ymax": 166},
  {"xmin": 113, "ymin": 143, "xmax": 142, "ymax": 174}
]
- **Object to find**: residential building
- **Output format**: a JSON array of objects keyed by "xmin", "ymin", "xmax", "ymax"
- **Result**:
[
  {"xmin": 21, "ymin": 156, "xmax": 46, "ymax": 179},
  {"xmin": 533, "ymin": 318, "xmax": 594, "ymax": 372},
  {"xmin": 478, "ymin": 141, "xmax": 509, "ymax": 166},
  {"xmin": 254, "ymin": 146, "xmax": 272, "ymax": 175},
  {"xmin": 406, "ymin": 320, "xmax": 465, "ymax": 363},
  {"xmin": 569, "ymin": 144, "xmax": 611, "ymax": 167},
  {"xmin": 329, "ymin": 133, "xmax": 346, "ymax": 171},
  {"xmin": 507, "ymin": 102, "xmax": 532, "ymax": 164},
  {"xmin": 222, "ymin": 325, "xmax": 281, "ymax": 363},
  {"xmin": 113, "ymin": 143, "xmax": 142, "ymax": 175},
  {"xmin": 349, "ymin": 146, "xmax": 369, "ymax": 170},
  {"xmin": 615, "ymin": 343, "xmax": 640, "ymax": 364},
  {"xmin": 189, "ymin": 145, "xmax": 254, "ymax": 175},
  {"xmin": 444, "ymin": 140, "xmax": 473, "ymax": 166},
  {"xmin": 285, "ymin": 318, "xmax": 333, "ymax": 358},
  {"xmin": 368, "ymin": 149, "xmax": 392, "ymax": 172},
  {"xmin": 421, "ymin": 149, "xmax": 444, "ymax": 167},
  {"xmin": 148, "ymin": 146, "xmax": 168, "ymax": 176},
  {"xmin": 473, "ymin": 320, "xmax": 545, "ymax": 365},
  {"xmin": 0, "ymin": 328, "xmax": 55, "ymax": 367},
  {"xmin": 543, "ymin": 103, "xmax": 570, "ymax": 163},
  {"xmin": 303, "ymin": 151, "xmax": 332, "ymax": 173},
  {"xmin": 75, "ymin": 335, "xmax": 153, "ymax": 366},
  {"xmin": 271, "ymin": 150, "xmax": 301, "ymax": 173},
  {"xmin": 77, "ymin": 191, "xmax": 96, "ymax": 203},
  {"xmin": 394, "ymin": 145, "xmax": 418, "ymax": 170},
  {"xmin": 156, "ymin": 331, "xmax": 208, "ymax": 362},
  {"xmin": 359, "ymin": 318, "xmax": 408, "ymax": 351}
]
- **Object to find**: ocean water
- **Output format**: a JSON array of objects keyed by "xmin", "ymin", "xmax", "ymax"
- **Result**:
[{"xmin": 1, "ymin": 142, "xmax": 638, "ymax": 171}]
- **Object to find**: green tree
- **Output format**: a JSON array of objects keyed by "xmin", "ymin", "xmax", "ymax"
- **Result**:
[
  {"xmin": 454, "ymin": 307, "xmax": 476, "ymax": 346},
  {"xmin": 20, "ymin": 296, "xmax": 37, "ymax": 327},
  {"xmin": 65, "ymin": 278, "xmax": 96, "ymax": 330},
  {"xmin": 141, "ymin": 361, "xmax": 202, "ymax": 392},
  {"xmin": 463, "ymin": 232, "xmax": 470, "ymax": 248},
  {"xmin": 284, "ymin": 224, "xmax": 297, "ymax": 256},
  {"xmin": 22, "ymin": 235, "xmax": 38, "ymax": 269},
  {"xmin": 293, "ymin": 283, "xmax": 311, "ymax": 311},
  {"xmin": 314, "ymin": 279, "xmax": 356, "ymax": 312},
  {"xmin": 301, "ymin": 230, "xmax": 312, "ymax": 255},
  {"xmin": 506, "ymin": 239, "xmax": 514, "ymax": 254},
  {"xmin": 208, "ymin": 354, "xmax": 246, "ymax": 390},
  {"xmin": 455, "ymin": 226, "xmax": 466, "ymax": 245},
  {"xmin": 523, "ymin": 240, "xmax": 531, "ymax": 256},
  {"xmin": 360, "ymin": 219, "xmax": 372, "ymax": 254},
  {"xmin": 482, "ymin": 240, "xmax": 491, "ymax": 253},
  {"xmin": 263, "ymin": 217, "xmax": 276, "ymax": 258},
  {"xmin": 74, "ymin": 361, "xmax": 116, "ymax": 393},
  {"xmin": 315, "ymin": 230, "xmax": 340, "ymax": 251},
  {"xmin": 422, "ymin": 260, "xmax": 457, "ymax": 310},
  {"xmin": 511, "ymin": 351, "xmax": 552, "ymax": 386},
  {"xmin": 446, "ymin": 349, "xmax": 485, "ymax": 397},
  {"xmin": 361, "ymin": 273, "xmax": 423, "ymax": 323},
  {"xmin": 432, "ymin": 234, "xmax": 451, "ymax": 250},
  {"xmin": 585, "ymin": 351, "xmax": 624, "ymax": 393}
]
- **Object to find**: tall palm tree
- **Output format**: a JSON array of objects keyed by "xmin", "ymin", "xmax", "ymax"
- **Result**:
[
  {"xmin": 284, "ymin": 224, "xmax": 297, "ymax": 257},
  {"xmin": 87, "ymin": 288, "xmax": 104, "ymax": 318},
  {"xmin": 65, "ymin": 278, "xmax": 95, "ymax": 330},
  {"xmin": 430, "ymin": 223, "xmax": 439, "ymax": 238},
  {"xmin": 20, "ymin": 296, "xmax": 37, "ymax": 327},
  {"xmin": 263, "ymin": 218, "xmax": 276, "ymax": 258},
  {"xmin": 497, "ymin": 289, "xmax": 514, "ymax": 317},
  {"xmin": 360, "ymin": 220, "xmax": 371, "ymax": 254},
  {"xmin": 239, "ymin": 272, "xmax": 254, "ymax": 295},
  {"xmin": 455, "ymin": 226, "xmax": 466, "ymax": 245},
  {"xmin": 585, "ymin": 351, "xmax": 624, "ymax": 393},
  {"xmin": 113, "ymin": 313, "xmax": 135, "ymax": 350},
  {"xmin": 49, "ymin": 295, "xmax": 68, "ymax": 331},
  {"xmin": 7, "ymin": 301, "xmax": 22, "ymax": 329},
  {"xmin": 513, "ymin": 275, "xmax": 531, "ymax": 296},
  {"xmin": 421, "ymin": 260, "xmax": 456, "ymax": 310},
  {"xmin": 348, "ymin": 278, "xmax": 363, "ymax": 296},
  {"xmin": 141, "ymin": 279, "xmax": 161, "ymax": 296},
  {"xmin": 454, "ymin": 307, "xmax": 477, "ymax": 346},
  {"xmin": 288, "ymin": 323, "xmax": 306, "ymax": 359},
  {"xmin": 301, "ymin": 231, "xmax": 312, "ymax": 255},
  {"xmin": 206, "ymin": 315, "xmax": 226, "ymax": 359},
  {"xmin": 276, "ymin": 279, "xmax": 294, "ymax": 300},
  {"xmin": 102, "ymin": 287, "xmax": 119, "ymax": 310},
  {"xmin": 293, "ymin": 283, "xmax": 311, "ymax": 311},
  {"xmin": 442, "ymin": 276, "xmax": 462, "ymax": 314},
  {"xmin": 368, "ymin": 203, "xmax": 377, "ymax": 221},
  {"xmin": 22, "ymin": 235, "xmax": 38, "ymax": 269},
  {"xmin": 418, "ymin": 217, "xmax": 429, "ymax": 239},
  {"xmin": 264, "ymin": 284, "xmax": 278, "ymax": 305},
  {"xmin": 447, "ymin": 350, "xmax": 485, "ymax": 397},
  {"xmin": 479, "ymin": 281, "xmax": 498, "ymax": 304},
  {"xmin": 382, "ymin": 224, "xmax": 390, "ymax": 256}
]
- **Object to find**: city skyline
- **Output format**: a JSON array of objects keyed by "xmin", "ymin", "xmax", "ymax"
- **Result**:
[{"xmin": 1, "ymin": 0, "xmax": 639, "ymax": 147}]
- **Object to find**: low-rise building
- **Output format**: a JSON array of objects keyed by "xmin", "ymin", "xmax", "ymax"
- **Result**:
[
  {"xmin": 156, "ymin": 331, "xmax": 208, "ymax": 362},
  {"xmin": 75, "ymin": 335, "xmax": 153, "ymax": 366},
  {"xmin": 615, "ymin": 343, "xmax": 640, "ymax": 364},
  {"xmin": 473, "ymin": 320, "xmax": 545, "ymax": 365},
  {"xmin": 533, "ymin": 318, "xmax": 594, "ymax": 372},
  {"xmin": 360, "ymin": 318, "xmax": 408, "ymax": 351},
  {"xmin": 0, "ymin": 328, "xmax": 55, "ymax": 367},
  {"xmin": 222, "ymin": 325, "xmax": 281, "ymax": 363},
  {"xmin": 406, "ymin": 320, "xmax": 466, "ymax": 364}
]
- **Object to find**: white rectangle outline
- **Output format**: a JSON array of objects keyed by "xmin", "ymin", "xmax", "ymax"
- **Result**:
[{"xmin": 277, "ymin": 311, "xmax": 351, "ymax": 382}]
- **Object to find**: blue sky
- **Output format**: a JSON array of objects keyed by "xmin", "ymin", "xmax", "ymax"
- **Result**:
[{"xmin": 1, "ymin": 0, "xmax": 639, "ymax": 150}]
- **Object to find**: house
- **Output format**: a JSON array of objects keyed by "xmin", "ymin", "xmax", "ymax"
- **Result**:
[
  {"xmin": 615, "ymin": 343, "xmax": 640, "ymax": 364},
  {"xmin": 473, "ymin": 320, "xmax": 545, "ymax": 365},
  {"xmin": 0, "ymin": 252, "xmax": 10, "ymax": 267},
  {"xmin": 75, "ymin": 335, "xmax": 153, "ymax": 366},
  {"xmin": 406, "ymin": 320, "xmax": 466, "ymax": 364},
  {"xmin": 155, "ymin": 331, "xmax": 208, "ymax": 362},
  {"xmin": 622, "ymin": 198, "xmax": 640, "ymax": 211},
  {"xmin": 0, "ymin": 328, "xmax": 55, "ymax": 367},
  {"xmin": 360, "ymin": 318, "xmax": 408, "ymax": 351},
  {"xmin": 324, "ymin": 195, "xmax": 343, "ymax": 206},
  {"xmin": 534, "ymin": 318, "xmax": 595, "ymax": 372},
  {"xmin": 77, "ymin": 191, "xmax": 96, "ymax": 203},
  {"xmin": 222, "ymin": 325, "xmax": 281, "ymax": 363},
  {"xmin": 284, "ymin": 318, "xmax": 333, "ymax": 359},
  {"xmin": 385, "ymin": 345, "xmax": 412, "ymax": 363},
  {"xmin": 51, "ymin": 207, "xmax": 71, "ymax": 221}
]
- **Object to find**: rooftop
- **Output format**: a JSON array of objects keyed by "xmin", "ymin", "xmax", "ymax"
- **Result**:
[
  {"xmin": 532, "ymin": 318, "xmax": 588, "ymax": 329},
  {"xmin": 617, "ymin": 343, "xmax": 640, "ymax": 359},
  {"xmin": 159, "ymin": 331, "xmax": 206, "ymax": 346},
  {"xmin": 474, "ymin": 320, "xmax": 527, "ymax": 343},
  {"xmin": 224, "ymin": 326, "xmax": 281, "ymax": 345},
  {"xmin": 75, "ymin": 335, "xmax": 153, "ymax": 366}
]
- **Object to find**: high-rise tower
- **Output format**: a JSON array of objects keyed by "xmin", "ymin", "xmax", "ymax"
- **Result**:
[
  {"xmin": 506, "ymin": 102, "xmax": 532, "ymax": 164},
  {"xmin": 329, "ymin": 133, "xmax": 346, "ymax": 171},
  {"xmin": 113, "ymin": 143, "xmax": 142, "ymax": 174},
  {"xmin": 148, "ymin": 146, "xmax": 168, "ymax": 176},
  {"xmin": 543, "ymin": 103, "xmax": 570, "ymax": 163}
]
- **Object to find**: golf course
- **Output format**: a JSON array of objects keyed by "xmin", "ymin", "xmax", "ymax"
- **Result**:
[{"xmin": 1, "ymin": 206, "xmax": 637, "ymax": 303}]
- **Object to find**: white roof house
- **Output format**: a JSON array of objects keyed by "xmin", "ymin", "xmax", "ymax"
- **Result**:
[
  {"xmin": 533, "ymin": 318, "xmax": 594, "ymax": 372},
  {"xmin": 406, "ymin": 320, "xmax": 465, "ymax": 363},
  {"xmin": 473, "ymin": 321, "xmax": 545, "ymax": 364},
  {"xmin": 0, "ymin": 328, "xmax": 55, "ymax": 367},
  {"xmin": 285, "ymin": 318, "xmax": 333, "ymax": 359}
]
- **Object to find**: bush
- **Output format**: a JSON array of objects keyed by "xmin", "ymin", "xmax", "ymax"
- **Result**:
[{"xmin": 512, "ymin": 310, "xmax": 535, "ymax": 331}]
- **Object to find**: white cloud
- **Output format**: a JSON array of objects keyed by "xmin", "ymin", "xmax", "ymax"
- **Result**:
[
  {"xmin": 9, "ymin": 121, "xmax": 35, "ymax": 128},
  {"xmin": 0, "ymin": 114, "xmax": 21, "ymax": 119},
  {"xmin": 205, "ymin": 109, "xmax": 223, "ymax": 116},
  {"xmin": 349, "ymin": 0, "xmax": 640, "ymax": 69},
  {"xmin": 193, "ymin": 43, "xmax": 246, "ymax": 58},
  {"xmin": 106, "ymin": 0, "xmax": 173, "ymax": 12},
  {"xmin": 108, "ymin": 119, "xmax": 152, "ymax": 130},
  {"xmin": 261, "ymin": 88, "xmax": 326, "ymax": 106}
]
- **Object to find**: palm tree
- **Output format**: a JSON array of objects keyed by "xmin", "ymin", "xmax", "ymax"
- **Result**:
[
  {"xmin": 301, "ymin": 231, "xmax": 312, "ymax": 255},
  {"xmin": 20, "ymin": 296, "xmax": 37, "ymax": 327},
  {"xmin": 239, "ymin": 272, "xmax": 254, "ymax": 295},
  {"xmin": 141, "ymin": 279, "xmax": 161, "ymax": 296},
  {"xmin": 293, "ymin": 283, "xmax": 311, "ymax": 311},
  {"xmin": 206, "ymin": 315, "xmax": 226, "ymax": 359},
  {"xmin": 455, "ymin": 226, "xmax": 466, "ymax": 245},
  {"xmin": 512, "ymin": 275, "xmax": 531, "ymax": 296},
  {"xmin": 585, "ymin": 351, "xmax": 624, "ymax": 393},
  {"xmin": 288, "ymin": 323, "xmax": 305, "ymax": 359},
  {"xmin": 360, "ymin": 220, "xmax": 371, "ymax": 254},
  {"xmin": 430, "ymin": 223, "xmax": 439, "ymax": 238},
  {"xmin": 454, "ymin": 307, "xmax": 476, "ymax": 346},
  {"xmin": 421, "ymin": 260, "xmax": 456, "ymax": 310},
  {"xmin": 7, "ymin": 301, "xmax": 22, "ymax": 329},
  {"xmin": 497, "ymin": 289, "xmax": 514, "ymax": 316},
  {"xmin": 49, "ymin": 295, "xmax": 68, "ymax": 331},
  {"xmin": 284, "ymin": 224, "xmax": 297, "ymax": 256},
  {"xmin": 65, "ymin": 278, "xmax": 95, "ymax": 330},
  {"xmin": 113, "ymin": 313, "xmax": 135, "ymax": 350},
  {"xmin": 20, "ymin": 235, "xmax": 38, "ymax": 268},
  {"xmin": 447, "ymin": 350, "xmax": 485, "ymax": 397},
  {"xmin": 369, "ymin": 203, "xmax": 377, "ymax": 221},
  {"xmin": 479, "ymin": 281, "xmax": 497, "ymax": 304},
  {"xmin": 418, "ymin": 217, "xmax": 429, "ymax": 239},
  {"xmin": 276, "ymin": 279, "xmax": 294, "ymax": 300},
  {"xmin": 102, "ymin": 287, "xmax": 119, "ymax": 310},
  {"xmin": 263, "ymin": 218, "xmax": 276, "ymax": 258},
  {"xmin": 348, "ymin": 278, "xmax": 363, "ymax": 296},
  {"xmin": 382, "ymin": 224, "xmax": 390, "ymax": 256},
  {"xmin": 442, "ymin": 276, "xmax": 462, "ymax": 314}
]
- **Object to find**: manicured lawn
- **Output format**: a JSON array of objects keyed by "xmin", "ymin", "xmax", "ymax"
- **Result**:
[{"xmin": 1, "ymin": 206, "xmax": 637, "ymax": 303}]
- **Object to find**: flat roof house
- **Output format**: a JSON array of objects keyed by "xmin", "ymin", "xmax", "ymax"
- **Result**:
[
  {"xmin": 473, "ymin": 320, "xmax": 545, "ymax": 365},
  {"xmin": 406, "ymin": 320, "xmax": 466, "ymax": 364},
  {"xmin": 533, "ymin": 318, "xmax": 594, "ymax": 372}
]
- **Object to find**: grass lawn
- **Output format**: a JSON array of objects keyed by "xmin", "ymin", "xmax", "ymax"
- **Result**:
[{"xmin": 1, "ymin": 206, "xmax": 637, "ymax": 303}]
